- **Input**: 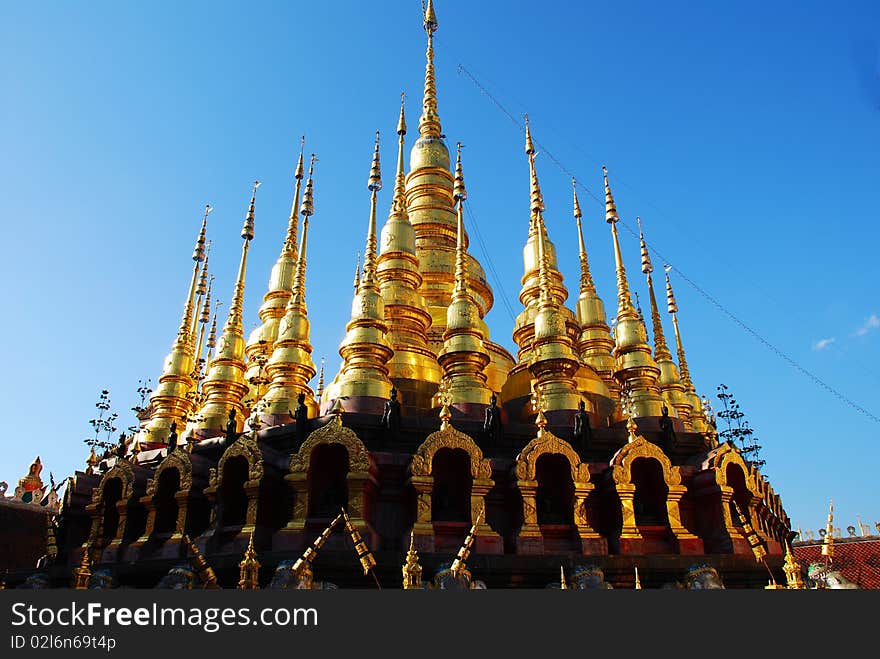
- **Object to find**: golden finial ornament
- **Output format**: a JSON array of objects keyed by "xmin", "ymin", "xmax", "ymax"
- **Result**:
[
  {"xmin": 665, "ymin": 271, "xmax": 710, "ymax": 432},
  {"xmin": 604, "ymin": 167, "xmax": 665, "ymax": 420},
  {"xmin": 639, "ymin": 218, "xmax": 691, "ymax": 427},
  {"xmin": 438, "ymin": 143, "xmax": 493, "ymax": 409},
  {"xmin": 634, "ymin": 566, "xmax": 642, "ymax": 589},
  {"xmin": 191, "ymin": 241, "xmax": 212, "ymax": 341},
  {"xmin": 378, "ymin": 93, "xmax": 441, "ymax": 403},
  {"xmin": 182, "ymin": 534, "xmax": 221, "ymax": 589},
  {"xmin": 450, "ymin": 506, "xmax": 485, "ymax": 577},
  {"xmin": 139, "ymin": 205, "xmax": 212, "ymax": 445},
  {"xmin": 72, "ymin": 548, "xmax": 91, "ymax": 589},
  {"xmin": 402, "ymin": 531, "xmax": 423, "ymax": 590},
  {"xmin": 419, "ymin": 0, "xmax": 441, "ymax": 138},
  {"xmin": 245, "ymin": 138, "xmax": 308, "ymax": 405},
  {"xmin": 821, "ymin": 500, "xmax": 835, "ymax": 560},
  {"xmin": 238, "ymin": 532, "xmax": 260, "ymax": 590},
  {"xmin": 85, "ymin": 446, "xmax": 99, "ymax": 475},
  {"xmin": 783, "ymin": 540, "xmax": 805, "ymax": 589},
  {"xmin": 731, "ymin": 500, "xmax": 768, "ymax": 563},
  {"xmin": 560, "ymin": 565, "xmax": 568, "ymax": 589},
  {"xmin": 291, "ymin": 513, "xmax": 343, "ymax": 587},
  {"xmin": 260, "ymin": 155, "xmax": 318, "ymax": 423},
  {"xmin": 342, "ymin": 508, "xmax": 380, "ymax": 587},
  {"xmin": 316, "ymin": 357, "xmax": 325, "ymax": 401},
  {"xmin": 332, "ymin": 134, "xmax": 394, "ymax": 406},
  {"xmin": 353, "ymin": 252, "xmax": 361, "ymax": 291},
  {"xmin": 130, "ymin": 437, "xmax": 141, "ymax": 461},
  {"xmin": 192, "ymin": 183, "xmax": 259, "ymax": 437}
]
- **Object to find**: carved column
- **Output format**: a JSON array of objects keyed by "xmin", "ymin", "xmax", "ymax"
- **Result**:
[
  {"xmin": 515, "ymin": 478, "xmax": 543, "ymax": 554},
  {"xmin": 471, "ymin": 476, "xmax": 502, "ymax": 554},
  {"xmin": 346, "ymin": 470, "xmax": 379, "ymax": 550},
  {"xmin": 719, "ymin": 485, "xmax": 750, "ymax": 555},
  {"xmin": 614, "ymin": 483, "xmax": 643, "ymax": 554},
  {"xmin": 409, "ymin": 474, "xmax": 434, "ymax": 553},
  {"xmin": 667, "ymin": 485, "xmax": 703, "ymax": 554},
  {"xmin": 573, "ymin": 482, "xmax": 606, "ymax": 554},
  {"xmin": 243, "ymin": 479, "xmax": 261, "ymax": 531}
]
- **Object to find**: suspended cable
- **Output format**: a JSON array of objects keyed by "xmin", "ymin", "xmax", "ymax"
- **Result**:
[{"xmin": 456, "ymin": 62, "xmax": 880, "ymax": 426}]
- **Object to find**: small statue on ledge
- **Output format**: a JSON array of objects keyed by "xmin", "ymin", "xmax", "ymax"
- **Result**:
[
  {"xmin": 483, "ymin": 393, "xmax": 503, "ymax": 443},
  {"xmin": 659, "ymin": 406, "xmax": 677, "ymax": 452},
  {"xmin": 380, "ymin": 387, "xmax": 402, "ymax": 438},
  {"xmin": 294, "ymin": 392, "xmax": 309, "ymax": 440},
  {"xmin": 115, "ymin": 433, "xmax": 127, "ymax": 459},
  {"xmin": 167, "ymin": 422, "xmax": 178, "ymax": 453},
  {"xmin": 224, "ymin": 408, "xmax": 238, "ymax": 445},
  {"xmin": 572, "ymin": 400, "xmax": 591, "ymax": 451}
]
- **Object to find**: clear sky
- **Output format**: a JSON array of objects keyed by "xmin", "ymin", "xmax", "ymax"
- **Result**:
[{"xmin": 2, "ymin": 0, "xmax": 878, "ymax": 537}]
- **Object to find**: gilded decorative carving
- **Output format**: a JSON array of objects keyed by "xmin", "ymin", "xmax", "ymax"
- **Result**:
[
  {"xmin": 148, "ymin": 451, "xmax": 194, "ymax": 496},
  {"xmin": 94, "ymin": 461, "xmax": 136, "ymax": 504},
  {"xmin": 213, "ymin": 433, "xmax": 265, "ymax": 487},
  {"xmin": 610, "ymin": 435, "xmax": 682, "ymax": 486},
  {"xmin": 289, "ymin": 417, "xmax": 373, "ymax": 474},
  {"xmin": 514, "ymin": 429, "xmax": 589, "ymax": 482},
  {"xmin": 410, "ymin": 426, "xmax": 491, "ymax": 480}
]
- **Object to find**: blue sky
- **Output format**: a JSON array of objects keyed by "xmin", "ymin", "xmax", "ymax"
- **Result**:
[{"xmin": 2, "ymin": 0, "xmax": 878, "ymax": 537}]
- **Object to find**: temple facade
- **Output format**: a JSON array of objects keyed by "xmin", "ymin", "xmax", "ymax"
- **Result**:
[{"xmin": 8, "ymin": 1, "xmax": 793, "ymax": 589}]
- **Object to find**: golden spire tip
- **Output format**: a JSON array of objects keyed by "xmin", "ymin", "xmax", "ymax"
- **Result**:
[{"xmin": 368, "ymin": 131, "xmax": 382, "ymax": 191}]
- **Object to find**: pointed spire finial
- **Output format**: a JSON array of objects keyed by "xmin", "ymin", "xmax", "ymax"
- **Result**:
[
  {"xmin": 419, "ymin": 0, "xmax": 441, "ymax": 137},
  {"xmin": 560, "ymin": 565, "xmax": 568, "ymax": 589},
  {"xmin": 368, "ymin": 130, "xmax": 382, "ymax": 192},
  {"xmin": 353, "ymin": 252, "xmax": 361, "ymax": 291},
  {"xmin": 361, "ymin": 133, "xmax": 382, "ymax": 287},
  {"xmin": 193, "ymin": 204, "xmax": 212, "ymax": 262},
  {"xmin": 638, "ymin": 217, "xmax": 653, "ymax": 274},
  {"xmin": 634, "ymin": 566, "xmax": 642, "ymax": 589},
  {"xmin": 242, "ymin": 181, "xmax": 259, "ymax": 241},
  {"xmin": 573, "ymin": 179, "xmax": 596, "ymax": 296},
  {"xmin": 300, "ymin": 154, "xmax": 316, "ymax": 217},
  {"xmin": 603, "ymin": 166, "xmax": 619, "ymax": 224},
  {"xmin": 316, "ymin": 357, "xmax": 325, "ymax": 400},
  {"xmin": 398, "ymin": 91, "xmax": 407, "ymax": 136},
  {"xmin": 453, "ymin": 141, "xmax": 466, "ymax": 201}
]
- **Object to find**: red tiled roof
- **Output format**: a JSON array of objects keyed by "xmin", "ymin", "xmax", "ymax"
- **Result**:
[{"xmin": 792, "ymin": 537, "xmax": 880, "ymax": 589}]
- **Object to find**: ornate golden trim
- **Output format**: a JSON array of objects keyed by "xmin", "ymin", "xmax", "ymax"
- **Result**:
[
  {"xmin": 289, "ymin": 417, "xmax": 373, "ymax": 474},
  {"xmin": 410, "ymin": 426, "xmax": 491, "ymax": 479},
  {"xmin": 610, "ymin": 435, "xmax": 682, "ymax": 486},
  {"xmin": 514, "ymin": 429, "xmax": 589, "ymax": 482}
]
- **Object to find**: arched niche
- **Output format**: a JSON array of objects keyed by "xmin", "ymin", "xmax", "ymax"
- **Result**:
[
  {"xmin": 408, "ymin": 425, "xmax": 497, "ymax": 553},
  {"xmin": 608, "ymin": 435, "xmax": 701, "ymax": 555},
  {"xmin": 285, "ymin": 416, "xmax": 377, "ymax": 548},
  {"xmin": 512, "ymin": 429, "xmax": 602, "ymax": 555},
  {"xmin": 84, "ymin": 459, "xmax": 147, "ymax": 562}
]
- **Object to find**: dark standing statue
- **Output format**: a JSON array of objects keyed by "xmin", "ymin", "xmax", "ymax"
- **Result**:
[
  {"xmin": 115, "ymin": 432, "xmax": 127, "ymax": 459},
  {"xmin": 224, "ymin": 408, "xmax": 238, "ymax": 444},
  {"xmin": 659, "ymin": 406, "xmax": 676, "ymax": 451},
  {"xmin": 167, "ymin": 421, "xmax": 178, "ymax": 452},
  {"xmin": 380, "ymin": 387, "xmax": 402, "ymax": 438},
  {"xmin": 294, "ymin": 392, "xmax": 309, "ymax": 441},
  {"xmin": 483, "ymin": 393, "xmax": 503, "ymax": 443},
  {"xmin": 572, "ymin": 400, "xmax": 591, "ymax": 451}
]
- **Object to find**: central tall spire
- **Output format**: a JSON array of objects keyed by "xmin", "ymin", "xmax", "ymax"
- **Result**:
[
  {"xmin": 419, "ymin": 0, "xmax": 441, "ymax": 139},
  {"xmin": 404, "ymin": 0, "xmax": 497, "ymax": 353},
  {"xmin": 377, "ymin": 95, "xmax": 441, "ymax": 412}
]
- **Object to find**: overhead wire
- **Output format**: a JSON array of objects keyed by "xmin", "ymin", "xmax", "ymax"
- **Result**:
[{"xmin": 454, "ymin": 63, "xmax": 880, "ymax": 426}]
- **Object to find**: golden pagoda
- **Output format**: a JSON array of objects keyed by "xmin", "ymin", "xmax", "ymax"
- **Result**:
[{"xmin": 30, "ymin": 0, "xmax": 797, "ymax": 591}]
